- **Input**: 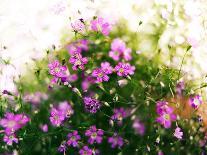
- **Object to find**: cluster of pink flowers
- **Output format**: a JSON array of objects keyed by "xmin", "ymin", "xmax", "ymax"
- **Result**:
[
  {"xmin": 0, "ymin": 113, "xmax": 30, "ymax": 145},
  {"xmin": 50, "ymin": 101, "xmax": 74, "ymax": 127},
  {"xmin": 83, "ymin": 97, "xmax": 101, "ymax": 113},
  {"xmin": 156, "ymin": 101, "xmax": 177, "ymax": 128},
  {"xmin": 109, "ymin": 38, "xmax": 132, "ymax": 61}
]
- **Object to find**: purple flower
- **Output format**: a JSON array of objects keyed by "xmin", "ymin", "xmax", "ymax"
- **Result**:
[
  {"xmin": 111, "ymin": 108, "xmax": 126, "ymax": 126},
  {"xmin": 85, "ymin": 125, "xmax": 104, "ymax": 144},
  {"xmin": 58, "ymin": 101, "xmax": 74, "ymax": 118},
  {"xmin": 173, "ymin": 127, "xmax": 183, "ymax": 140},
  {"xmin": 0, "ymin": 113, "xmax": 30, "ymax": 134},
  {"xmin": 156, "ymin": 101, "xmax": 176, "ymax": 128},
  {"xmin": 71, "ymin": 19, "xmax": 85, "ymax": 32},
  {"xmin": 92, "ymin": 68, "xmax": 109, "ymax": 83},
  {"xmin": 115, "ymin": 62, "xmax": 135, "ymax": 77},
  {"xmin": 24, "ymin": 92, "xmax": 48, "ymax": 105},
  {"xmin": 189, "ymin": 95, "xmax": 202, "ymax": 109},
  {"xmin": 90, "ymin": 17, "xmax": 111, "ymax": 36},
  {"xmin": 3, "ymin": 134, "xmax": 18, "ymax": 145},
  {"xmin": 132, "ymin": 118, "xmax": 145, "ymax": 136},
  {"xmin": 109, "ymin": 38, "xmax": 132, "ymax": 61},
  {"xmin": 48, "ymin": 60, "xmax": 67, "ymax": 78},
  {"xmin": 83, "ymin": 97, "xmax": 101, "ymax": 113},
  {"xmin": 108, "ymin": 133, "xmax": 124, "ymax": 148},
  {"xmin": 79, "ymin": 146, "xmax": 93, "ymax": 155},
  {"xmin": 81, "ymin": 75, "xmax": 95, "ymax": 92},
  {"xmin": 69, "ymin": 53, "xmax": 88, "ymax": 70},
  {"xmin": 67, "ymin": 130, "xmax": 81, "ymax": 147},
  {"xmin": 49, "ymin": 107, "xmax": 65, "ymax": 127},
  {"xmin": 58, "ymin": 141, "xmax": 67, "ymax": 153}
]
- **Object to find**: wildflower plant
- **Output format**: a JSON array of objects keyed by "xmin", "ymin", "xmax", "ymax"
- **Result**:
[{"xmin": 0, "ymin": 15, "xmax": 206, "ymax": 155}]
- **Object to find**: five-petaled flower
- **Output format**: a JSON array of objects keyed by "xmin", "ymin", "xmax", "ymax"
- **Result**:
[{"xmin": 85, "ymin": 125, "xmax": 104, "ymax": 144}]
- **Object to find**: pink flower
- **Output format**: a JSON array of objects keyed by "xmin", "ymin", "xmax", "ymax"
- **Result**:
[
  {"xmin": 173, "ymin": 127, "xmax": 183, "ymax": 139},
  {"xmin": 49, "ymin": 108, "xmax": 65, "ymax": 127},
  {"xmin": 132, "ymin": 118, "xmax": 145, "ymax": 136},
  {"xmin": 100, "ymin": 62, "xmax": 113, "ymax": 74},
  {"xmin": 156, "ymin": 101, "xmax": 176, "ymax": 128},
  {"xmin": 48, "ymin": 60, "xmax": 67, "ymax": 78},
  {"xmin": 90, "ymin": 17, "xmax": 111, "ymax": 36},
  {"xmin": 71, "ymin": 19, "xmax": 85, "ymax": 32},
  {"xmin": 58, "ymin": 101, "xmax": 74, "ymax": 118},
  {"xmin": 109, "ymin": 38, "xmax": 132, "ymax": 61},
  {"xmin": 115, "ymin": 62, "xmax": 135, "ymax": 77},
  {"xmin": 40, "ymin": 124, "xmax": 48, "ymax": 132},
  {"xmin": 108, "ymin": 133, "xmax": 124, "ymax": 148},
  {"xmin": 0, "ymin": 113, "xmax": 30, "ymax": 134},
  {"xmin": 85, "ymin": 125, "xmax": 104, "ymax": 144},
  {"xmin": 92, "ymin": 68, "xmax": 109, "ymax": 83},
  {"xmin": 66, "ymin": 39, "xmax": 89, "ymax": 55},
  {"xmin": 69, "ymin": 53, "xmax": 88, "ymax": 70},
  {"xmin": 189, "ymin": 95, "xmax": 202, "ymax": 109},
  {"xmin": 3, "ymin": 133, "xmax": 18, "ymax": 145}
]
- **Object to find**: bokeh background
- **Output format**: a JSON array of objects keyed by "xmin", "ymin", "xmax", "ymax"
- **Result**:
[{"xmin": 0, "ymin": 0, "xmax": 207, "ymax": 92}]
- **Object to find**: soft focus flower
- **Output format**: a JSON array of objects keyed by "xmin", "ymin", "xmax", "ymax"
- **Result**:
[
  {"xmin": 24, "ymin": 92, "xmax": 48, "ymax": 105},
  {"xmin": 49, "ymin": 107, "xmax": 65, "ymax": 127},
  {"xmin": 90, "ymin": 17, "xmax": 111, "ymax": 36},
  {"xmin": 58, "ymin": 141, "xmax": 67, "ymax": 153},
  {"xmin": 48, "ymin": 60, "xmax": 67, "ymax": 78},
  {"xmin": 189, "ymin": 95, "xmax": 202, "ymax": 109},
  {"xmin": 109, "ymin": 38, "xmax": 132, "ymax": 61},
  {"xmin": 132, "ymin": 118, "xmax": 145, "ymax": 136},
  {"xmin": 108, "ymin": 133, "xmax": 124, "ymax": 148},
  {"xmin": 111, "ymin": 108, "xmax": 126, "ymax": 126},
  {"xmin": 69, "ymin": 53, "xmax": 88, "ymax": 70},
  {"xmin": 3, "ymin": 134, "xmax": 18, "ymax": 146},
  {"xmin": 79, "ymin": 146, "xmax": 93, "ymax": 155},
  {"xmin": 0, "ymin": 113, "xmax": 30, "ymax": 134},
  {"xmin": 71, "ymin": 19, "xmax": 85, "ymax": 32},
  {"xmin": 40, "ymin": 124, "xmax": 48, "ymax": 132},
  {"xmin": 67, "ymin": 130, "xmax": 81, "ymax": 147},
  {"xmin": 85, "ymin": 125, "xmax": 104, "ymax": 144},
  {"xmin": 100, "ymin": 62, "xmax": 113, "ymax": 74},
  {"xmin": 83, "ymin": 97, "xmax": 101, "ymax": 113},
  {"xmin": 118, "ymin": 79, "xmax": 128, "ymax": 87},
  {"xmin": 176, "ymin": 81, "xmax": 185, "ymax": 96},
  {"xmin": 156, "ymin": 101, "xmax": 177, "ymax": 128},
  {"xmin": 173, "ymin": 127, "xmax": 183, "ymax": 139},
  {"xmin": 81, "ymin": 75, "xmax": 95, "ymax": 92},
  {"xmin": 67, "ymin": 39, "xmax": 89, "ymax": 55},
  {"xmin": 58, "ymin": 101, "xmax": 74, "ymax": 118},
  {"xmin": 115, "ymin": 62, "xmax": 135, "ymax": 77}
]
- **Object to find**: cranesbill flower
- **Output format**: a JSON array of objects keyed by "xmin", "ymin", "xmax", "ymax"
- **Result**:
[
  {"xmin": 48, "ymin": 60, "xmax": 67, "ymax": 78},
  {"xmin": 111, "ymin": 108, "xmax": 126, "ymax": 126},
  {"xmin": 156, "ymin": 101, "xmax": 176, "ymax": 128},
  {"xmin": 173, "ymin": 127, "xmax": 183, "ymax": 140},
  {"xmin": 0, "ymin": 113, "xmax": 30, "ymax": 134},
  {"xmin": 67, "ymin": 130, "xmax": 81, "ymax": 147},
  {"xmin": 69, "ymin": 53, "xmax": 88, "ymax": 70},
  {"xmin": 71, "ymin": 19, "xmax": 85, "ymax": 32},
  {"xmin": 83, "ymin": 97, "xmax": 101, "ymax": 113},
  {"xmin": 49, "ymin": 107, "xmax": 65, "ymax": 127},
  {"xmin": 3, "ymin": 134, "xmax": 18, "ymax": 146},
  {"xmin": 108, "ymin": 133, "xmax": 124, "ymax": 148},
  {"xmin": 190, "ymin": 95, "xmax": 202, "ymax": 109},
  {"xmin": 90, "ymin": 17, "xmax": 111, "ymax": 36},
  {"xmin": 85, "ymin": 125, "xmax": 104, "ymax": 144},
  {"xmin": 79, "ymin": 146, "xmax": 93, "ymax": 155},
  {"xmin": 115, "ymin": 62, "xmax": 135, "ymax": 77},
  {"xmin": 92, "ymin": 68, "xmax": 109, "ymax": 83}
]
